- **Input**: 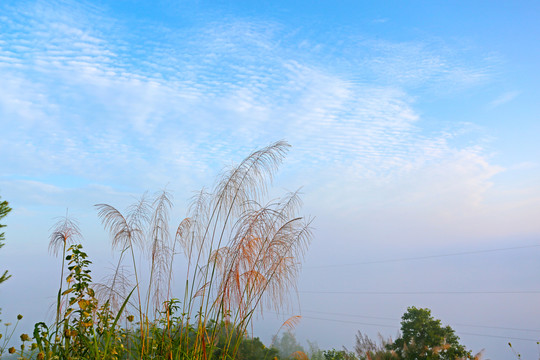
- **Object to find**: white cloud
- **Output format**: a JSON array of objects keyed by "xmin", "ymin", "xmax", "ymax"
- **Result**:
[
  {"xmin": 488, "ymin": 90, "xmax": 520, "ymax": 109},
  {"xmin": 0, "ymin": 0, "xmax": 506, "ymax": 238}
]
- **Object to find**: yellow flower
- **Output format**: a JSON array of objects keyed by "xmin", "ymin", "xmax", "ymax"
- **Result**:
[
  {"xmin": 8, "ymin": 347, "xmax": 16, "ymax": 354},
  {"xmin": 78, "ymin": 299, "xmax": 90, "ymax": 310},
  {"xmin": 37, "ymin": 352, "xmax": 45, "ymax": 360},
  {"xmin": 81, "ymin": 320, "xmax": 93, "ymax": 328},
  {"xmin": 20, "ymin": 333, "xmax": 30, "ymax": 341}
]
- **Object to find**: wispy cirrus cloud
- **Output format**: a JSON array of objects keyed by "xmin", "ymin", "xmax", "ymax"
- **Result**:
[
  {"xmin": 488, "ymin": 90, "xmax": 520, "ymax": 109},
  {"xmin": 0, "ymin": 0, "xmax": 501, "ymax": 217}
]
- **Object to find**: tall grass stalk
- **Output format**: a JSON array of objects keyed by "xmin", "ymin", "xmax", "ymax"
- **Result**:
[
  {"xmin": 37, "ymin": 141, "xmax": 311, "ymax": 360},
  {"xmin": 48, "ymin": 214, "xmax": 82, "ymax": 335}
]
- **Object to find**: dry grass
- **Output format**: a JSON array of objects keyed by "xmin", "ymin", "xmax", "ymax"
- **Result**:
[{"xmin": 30, "ymin": 141, "xmax": 312, "ymax": 360}]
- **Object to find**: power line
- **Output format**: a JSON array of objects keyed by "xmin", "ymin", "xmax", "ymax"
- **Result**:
[
  {"xmin": 299, "ymin": 315, "xmax": 399, "ymax": 329},
  {"xmin": 306, "ymin": 244, "xmax": 540, "ymax": 269},
  {"xmin": 272, "ymin": 313, "xmax": 540, "ymax": 342},
  {"xmin": 302, "ymin": 309, "xmax": 395, "ymax": 321},
  {"xmin": 299, "ymin": 290, "xmax": 540, "ymax": 295},
  {"xmin": 458, "ymin": 332, "xmax": 539, "ymax": 342},
  {"xmin": 300, "ymin": 309, "xmax": 540, "ymax": 333}
]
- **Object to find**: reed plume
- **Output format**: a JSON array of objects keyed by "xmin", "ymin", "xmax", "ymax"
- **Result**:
[{"xmin": 89, "ymin": 140, "xmax": 312, "ymax": 360}]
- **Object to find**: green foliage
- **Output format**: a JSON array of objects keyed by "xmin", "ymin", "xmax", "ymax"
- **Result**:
[
  {"xmin": 323, "ymin": 348, "xmax": 358, "ymax": 360},
  {"xmin": 31, "ymin": 244, "xmax": 130, "ymax": 360},
  {"xmin": 307, "ymin": 340, "xmax": 326, "ymax": 360},
  {"xmin": 0, "ymin": 314, "xmax": 26, "ymax": 358},
  {"xmin": 0, "ymin": 142, "xmax": 316, "ymax": 360},
  {"xmin": 235, "ymin": 336, "xmax": 278, "ymax": 360},
  {"xmin": 354, "ymin": 331, "xmax": 396, "ymax": 360},
  {"xmin": 0, "ymin": 195, "xmax": 12, "ymax": 284},
  {"xmin": 386, "ymin": 306, "xmax": 472, "ymax": 360},
  {"xmin": 272, "ymin": 331, "xmax": 306, "ymax": 359}
]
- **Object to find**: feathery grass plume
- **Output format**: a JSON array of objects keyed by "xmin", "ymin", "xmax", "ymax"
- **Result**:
[
  {"xmin": 184, "ymin": 141, "xmax": 311, "ymax": 360},
  {"xmin": 146, "ymin": 189, "xmax": 173, "ymax": 315},
  {"xmin": 48, "ymin": 213, "xmax": 82, "ymax": 330},
  {"xmin": 165, "ymin": 216, "xmax": 192, "ymax": 302},
  {"xmin": 95, "ymin": 192, "xmax": 152, "ymax": 348},
  {"xmin": 48, "ymin": 213, "xmax": 82, "ymax": 256},
  {"xmin": 182, "ymin": 142, "xmax": 291, "ymax": 316},
  {"xmin": 279, "ymin": 316, "xmax": 302, "ymax": 334},
  {"xmin": 94, "ymin": 265, "xmax": 133, "ymax": 314},
  {"xmin": 95, "ymin": 192, "xmax": 151, "ymax": 252},
  {"xmin": 84, "ymin": 140, "xmax": 312, "ymax": 360},
  {"xmin": 471, "ymin": 349, "xmax": 485, "ymax": 359}
]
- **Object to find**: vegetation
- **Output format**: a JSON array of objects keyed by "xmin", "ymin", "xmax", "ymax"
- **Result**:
[
  {"xmin": 352, "ymin": 309, "xmax": 483, "ymax": 360},
  {"xmin": 322, "ymin": 348, "xmax": 357, "ymax": 360},
  {"xmin": 386, "ymin": 307, "xmax": 474, "ymax": 360},
  {"xmin": 0, "ymin": 195, "xmax": 12, "ymax": 285},
  {"xmin": 354, "ymin": 331, "xmax": 395, "ymax": 360},
  {"xmin": 0, "ymin": 145, "xmax": 487, "ymax": 360},
  {"xmin": 1, "ymin": 141, "xmax": 314, "ymax": 360},
  {"xmin": 272, "ymin": 331, "xmax": 306, "ymax": 360}
]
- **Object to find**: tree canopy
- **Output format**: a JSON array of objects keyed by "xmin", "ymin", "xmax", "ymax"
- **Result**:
[
  {"xmin": 0, "ymin": 195, "xmax": 12, "ymax": 284},
  {"xmin": 386, "ymin": 306, "xmax": 472, "ymax": 360}
]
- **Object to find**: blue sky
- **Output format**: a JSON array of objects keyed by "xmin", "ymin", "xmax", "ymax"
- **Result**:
[{"xmin": 1, "ymin": 1, "xmax": 540, "ymax": 358}]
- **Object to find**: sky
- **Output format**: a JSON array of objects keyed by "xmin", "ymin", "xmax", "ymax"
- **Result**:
[{"xmin": 1, "ymin": 0, "xmax": 540, "ymax": 358}]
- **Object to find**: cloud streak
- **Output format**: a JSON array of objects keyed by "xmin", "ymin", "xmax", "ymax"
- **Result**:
[{"xmin": 0, "ymin": 0, "xmax": 501, "ymax": 217}]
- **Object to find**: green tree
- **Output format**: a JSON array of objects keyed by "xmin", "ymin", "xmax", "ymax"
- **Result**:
[
  {"xmin": 0, "ymin": 195, "xmax": 12, "ymax": 284},
  {"xmin": 387, "ymin": 307, "xmax": 472, "ymax": 360},
  {"xmin": 272, "ymin": 331, "xmax": 306, "ymax": 359},
  {"xmin": 236, "ymin": 337, "xmax": 279, "ymax": 360}
]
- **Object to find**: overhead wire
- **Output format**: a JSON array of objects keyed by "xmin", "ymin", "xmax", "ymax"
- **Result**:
[
  {"xmin": 299, "ymin": 290, "xmax": 540, "ymax": 295},
  {"xmin": 305, "ymin": 244, "xmax": 540, "ymax": 269},
  {"xmin": 290, "ymin": 243, "xmax": 540, "ymax": 344},
  {"xmin": 299, "ymin": 309, "xmax": 540, "ymax": 333},
  {"xmin": 268, "ymin": 311, "xmax": 540, "ymax": 342}
]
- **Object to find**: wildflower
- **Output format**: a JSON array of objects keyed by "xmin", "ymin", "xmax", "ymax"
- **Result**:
[
  {"xmin": 37, "ymin": 352, "xmax": 45, "ymax": 360},
  {"xmin": 8, "ymin": 347, "xmax": 16, "ymax": 354},
  {"xmin": 20, "ymin": 333, "xmax": 30, "ymax": 341},
  {"xmin": 127, "ymin": 315, "xmax": 134, "ymax": 322},
  {"xmin": 17, "ymin": 314, "xmax": 23, "ymax": 320},
  {"xmin": 31, "ymin": 343, "xmax": 38, "ymax": 350},
  {"xmin": 81, "ymin": 320, "xmax": 93, "ymax": 328}
]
